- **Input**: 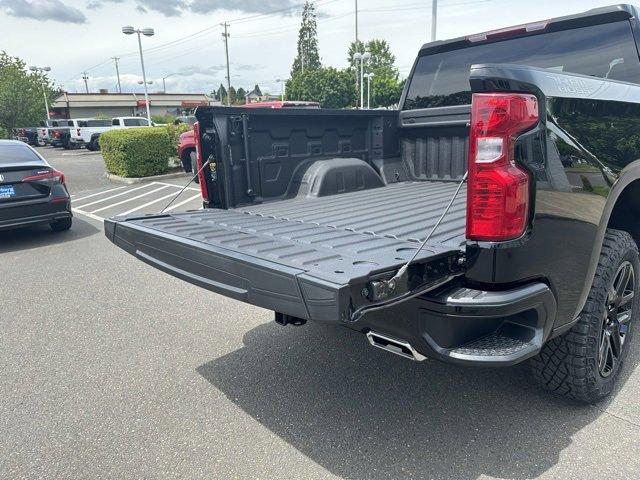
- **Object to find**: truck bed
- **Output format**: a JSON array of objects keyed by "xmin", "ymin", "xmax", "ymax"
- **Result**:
[
  {"xmin": 236, "ymin": 180, "xmax": 466, "ymax": 246},
  {"xmin": 105, "ymin": 180, "xmax": 466, "ymax": 323}
]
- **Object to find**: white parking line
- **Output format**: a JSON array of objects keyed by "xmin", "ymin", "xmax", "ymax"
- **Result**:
[
  {"xmin": 119, "ymin": 191, "xmax": 183, "ymax": 216},
  {"xmin": 90, "ymin": 185, "xmax": 169, "ymax": 213},
  {"xmin": 164, "ymin": 193, "xmax": 202, "ymax": 212},
  {"xmin": 74, "ymin": 183, "xmax": 158, "ymax": 209},
  {"xmin": 71, "ymin": 186, "xmax": 126, "ymax": 202},
  {"xmin": 153, "ymin": 181, "xmax": 200, "ymax": 192},
  {"xmin": 72, "ymin": 208, "xmax": 105, "ymax": 222}
]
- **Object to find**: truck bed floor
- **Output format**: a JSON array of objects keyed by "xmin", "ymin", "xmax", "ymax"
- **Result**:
[{"xmin": 236, "ymin": 180, "xmax": 466, "ymax": 247}]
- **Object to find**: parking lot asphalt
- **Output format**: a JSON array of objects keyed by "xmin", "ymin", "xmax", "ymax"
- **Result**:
[{"xmin": 1, "ymin": 147, "xmax": 640, "ymax": 479}]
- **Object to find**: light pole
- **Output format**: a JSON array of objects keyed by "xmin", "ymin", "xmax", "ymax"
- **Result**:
[
  {"xmin": 162, "ymin": 73, "xmax": 178, "ymax": 93},
  {"xmin": 112, "ymin": 57, "xmax": 122, "ymax": 93},
  {"xmin": 431, "ymin": 0, "xmax": 438, "ymax": 42},
  {"xmin": 82, "ymin": 72, "xmax": 90, "ymax": 93},
  {"xmin": 354, "ymin": 52, "xmax": 371, "ymax": 109},
  {"xmin": 123, "ymin": 25, "xmax": 154, "ymax": 125},
  {"xmin": 29, "ymin": 66, "xmax": 52, "ymax": 120},
  {"xmin": 275, "ymin": 78, "xmax": 286, "ymax": 101},
  {"xmin": 364, "ymin": 72, "xmax": 374, "ymax": 109}
]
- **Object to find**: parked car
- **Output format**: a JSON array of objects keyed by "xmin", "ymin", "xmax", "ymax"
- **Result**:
[
  {"xmin": 11, "ymin": 127, "xmax": 39, "ymax": 146},
  {"xmin": 73, "ymin": 117, "xmax": 152, "ymax": 151},
  {"xmin": 38, "ymin": 119, "xmax": 66, "ymax": 146},
  {"xmin": 106, "ymin": 4, "xmax": 640, "ymax": 403},
  {"xmin": 0, "ymin": 140, "xmax": 71, "ymax": 232},
  {"xmin": 174, "ymin": 115, "xmax": 197, "ymax": 126},
  {"xmin": 242, "ymin": 100, "xmax": 320, "ymax": 109}
]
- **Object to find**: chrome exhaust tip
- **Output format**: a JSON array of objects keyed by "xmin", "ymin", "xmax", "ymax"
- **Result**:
[{"xmin": 366, "ymin": 331, "xmax": 426, "ymax": 362}]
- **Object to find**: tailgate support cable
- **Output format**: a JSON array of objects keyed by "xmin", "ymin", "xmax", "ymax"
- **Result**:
[
  {"xmin": 159, "ymin": 158, "xmax": 211, "ymax": 214},
  {"xmin": 350, "ymin": 171, "xmax": 468, "ymax": 322}
]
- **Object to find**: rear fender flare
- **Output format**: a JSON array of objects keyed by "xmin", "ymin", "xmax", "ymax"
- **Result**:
[{"xmin": 574, "ymin": 159, "xmax": 640, "ymax": 320}]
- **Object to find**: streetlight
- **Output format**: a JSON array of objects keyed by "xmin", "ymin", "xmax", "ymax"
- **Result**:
[
  {"xmin": 138, "ymin": 80, "xmax": 153, "ymax": 85},
  {"xmin": 29, "ymin": 66, "xmax": 52, "ymax": 120},
  {"xmin": 162, "ymin": 73, "xmax": 178, "ymax": 93},
  {"xmin": 364, "ymin": 72, "xmax": 374, "ymax": 109},
  {"xmin": 123, "ymin": 25, "xmax": 154, "ymax": 125},
  {"xmin": 353, "ymin": 52, "xmax": 371, "ymax": 109}
]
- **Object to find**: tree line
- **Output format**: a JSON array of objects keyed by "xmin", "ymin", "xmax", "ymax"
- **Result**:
[
  {"xmin": 285, "ymin": 2, "xmax": 405, "ymax": 109},
  {"xmin": 0, "ymin": 52, "xmax": 57, "ymax": 137}
]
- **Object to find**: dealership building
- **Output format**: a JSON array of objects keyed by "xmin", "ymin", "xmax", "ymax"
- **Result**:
[{"xmin": 51, "ymin": 91, "xmax": 219, "ymax": 118}]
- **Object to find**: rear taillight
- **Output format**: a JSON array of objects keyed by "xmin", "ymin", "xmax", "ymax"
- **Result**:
[
  {"xmin": 466, "ymin": 93, "xmax": 538, "ymax": 242},
  {"xmin": 22, "ymin": 169, "xmax": 65, "ymax": 185},
  {"xmin": 193, "ymin": 121, "xmax": 208, "ymax": 202}
]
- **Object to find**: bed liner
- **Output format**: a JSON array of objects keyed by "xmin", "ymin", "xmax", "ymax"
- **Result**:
[{"xmin": 104, "ymin": 180, "xmax": 466, "ymax": 323}]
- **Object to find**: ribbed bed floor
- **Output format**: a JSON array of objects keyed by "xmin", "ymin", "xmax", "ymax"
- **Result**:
[{"xmin": 236, "ymin": 180, "xmax": 467, "ymax": 247}]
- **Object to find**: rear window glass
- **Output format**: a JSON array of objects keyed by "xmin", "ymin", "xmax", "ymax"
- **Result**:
[
  {"xmin": 123, "ymin": 118, "xmax": 149, "ymax": 126},
  {"xmin": 85, "ymin": 120, "xmax": 111, "ymax": 127},
  {"xmin": 404, "ymin": 21, "xmax": 640, "ymax": 110},
  {"xmin": 0, "ymin": 144, "xmax": 46, "ymax": 165},
  {"xmin": 54, "ymin": 120, "xmax": 71, "ymax": 126}
]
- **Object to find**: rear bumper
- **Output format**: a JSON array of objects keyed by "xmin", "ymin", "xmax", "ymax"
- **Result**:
[
  {"xmin": 356, "ymin": 281, "xmax": 557, "ymax": 367},
  {"xmin": 0, "ymin": 200, "xmax": 72, "ymax": 231}
]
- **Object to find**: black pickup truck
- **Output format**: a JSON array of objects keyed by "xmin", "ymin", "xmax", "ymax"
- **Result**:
[{"xmin": 106, "ymin": 4, "xmax": 640, "ymax": 402}]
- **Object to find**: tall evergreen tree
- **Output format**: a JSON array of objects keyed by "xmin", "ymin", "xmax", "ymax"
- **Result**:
[
  {"xmin": 216, "ymin": 83, "xmax": 227, "ymax": 102},
  {"xmin": 253, "ymin": 84, "xmax": 262, "ymax": 96},
  {"xmin": 290, "ymin": 1, "xmax": 321, "ymax": 77}
]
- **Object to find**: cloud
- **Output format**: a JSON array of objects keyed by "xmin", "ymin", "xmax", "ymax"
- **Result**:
[
  {"xmin": 0, "ymin": 0, "xmax": 86, "ymax": 23},
  {"xmin": 190, "ymin": 0, "xmax": 298, "ymax": 15},
  {"xmin": 176, "ymin": 65, "xmax": 226, "ymax": 76},
  {"xmin": 137, "ymin": 0, "xmax": 184, "ymax": 16},
  {"xmin": 86, "ymin": 0, "xmax": 122, "ymax": 10}
]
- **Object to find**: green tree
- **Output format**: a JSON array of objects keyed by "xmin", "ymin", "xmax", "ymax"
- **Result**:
[
  {"xmin": 347, "ymin": 39, "xmax": 403, "ymax": 108},
  {"xmin": 253, "ymin": 84, "xmax": 262, "ymax": 96},
  {"xmin": 0, "ymin": 51, "xmax": 56, "ymax": 136},
  {"xmin": 285, "ymin": 67, "xmax": 356, "ymax": 109},
  {"xmin": 228, "ymin": 85, "xmax": 237, "ymax": 105},
  {"xmin": 215, "ymin": 83, "xmax": 227, "ymax": 103},
  {"xmin": 290, "ymin": 1, "xmax": 321, "ymax": 76},
  {"xmin": 235, "ymin": 87, "xmax": 247, "ymax": 104}
]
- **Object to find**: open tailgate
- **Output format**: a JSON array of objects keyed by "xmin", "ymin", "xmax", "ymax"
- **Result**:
[{"xmin": 105, "ymin": 209, "xmax": 464, "ymax": 323}]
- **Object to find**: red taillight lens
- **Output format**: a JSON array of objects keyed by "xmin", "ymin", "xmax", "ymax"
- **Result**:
[
  {"xmin": 466, "ymin": 93, "xmax": 538, "ymax": 242},
  {"xmin": 193, "ymin": 121, "xmax": 208, "ymax": 201},
  {"xmin": 23, "ymin": 169, "xmax": 65, "ymax": 185}
]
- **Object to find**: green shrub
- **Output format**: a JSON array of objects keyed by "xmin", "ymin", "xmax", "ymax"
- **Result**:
[
  {"xmin": 100, "ymin": 127, "xmax": 174, "ymax": 178},
  {"xmin": 151, "ymin": 114, "xmax": 176, "ymax": 125},
  {"xmin": 165, "ymin": 123, "xmax": 190, "ymax": 151}
]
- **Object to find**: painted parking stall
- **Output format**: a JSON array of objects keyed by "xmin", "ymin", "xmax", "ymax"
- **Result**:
[{"xmin": 72, "ymin": 182, "xmax": 202, "ymax": 221}]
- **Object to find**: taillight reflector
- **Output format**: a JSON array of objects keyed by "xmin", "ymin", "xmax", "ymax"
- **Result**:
[
  {"xmin": 466, "ymin": 93, "xmax": 538, "ymax": 242},
  {"xmin": 23, "ymin": 169, "xmax": 65, "ymax": 185}
]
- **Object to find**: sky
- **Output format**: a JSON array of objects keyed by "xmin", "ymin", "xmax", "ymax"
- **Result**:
[{"xmin": 0, "ymin": 0, "xmax": 631, "ymax": 95}]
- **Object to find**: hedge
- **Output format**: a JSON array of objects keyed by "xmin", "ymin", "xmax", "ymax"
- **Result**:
[{"xmin": 100, "ymin": 127, "xmax": 175, "ymax": 178}]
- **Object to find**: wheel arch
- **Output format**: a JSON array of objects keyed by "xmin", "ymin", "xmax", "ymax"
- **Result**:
[
  {"xmin": 572, "ymin": 160, "xmax": 640, "ymax": 321},
  {"xmin": 181, "ymin": 146, "xmax": 196, "ymax": 170}
]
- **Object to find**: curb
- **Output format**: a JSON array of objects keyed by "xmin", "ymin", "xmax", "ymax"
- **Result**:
[{"xmin": 104, "ymin": 170, "xmax": 189, "ymax": 185}]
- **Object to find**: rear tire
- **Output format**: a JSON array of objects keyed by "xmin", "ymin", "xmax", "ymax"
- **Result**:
[
  {"xmin": 530, "ymin": 229, "xmax": 638, "ymax": 402},
  {"xmin": 50, "ymin": 218, "xmax": 72, "ymax": 232},
  {"xmin": 88, "ymin": 137, "xmax": 100, "ymax": 151},
  {"xmin": 190, "ymin": 151, "xmax": 199, "ymax": 184}
]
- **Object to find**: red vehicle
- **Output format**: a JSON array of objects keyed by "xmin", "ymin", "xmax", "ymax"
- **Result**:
[{"xmin": 179, "ymin": 101, "xmax": 320, "ymax": 181}]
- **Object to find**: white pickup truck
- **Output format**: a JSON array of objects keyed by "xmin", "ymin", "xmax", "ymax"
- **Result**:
[{"xmin": 69, "ymin": 117, "xmax": 152, "ymax": 150}]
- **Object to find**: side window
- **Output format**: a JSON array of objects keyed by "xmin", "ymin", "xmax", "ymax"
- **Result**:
[{"xmin": 112, "ymin": 119, "xmax": 119, "ymax": 126}]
